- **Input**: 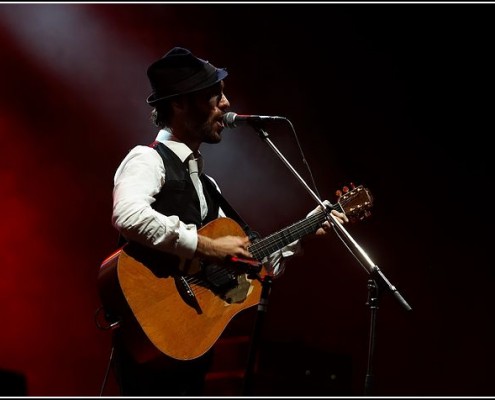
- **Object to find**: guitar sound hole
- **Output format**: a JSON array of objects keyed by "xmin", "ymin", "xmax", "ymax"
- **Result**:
[{"xmin": 202, "ymin": 263, "xmax": 238, "ymax": 294}]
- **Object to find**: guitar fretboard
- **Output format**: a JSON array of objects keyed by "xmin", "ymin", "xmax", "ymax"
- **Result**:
[{"xmin": 248, "ymin": 208, "xmax": 331, "ymax": 260}]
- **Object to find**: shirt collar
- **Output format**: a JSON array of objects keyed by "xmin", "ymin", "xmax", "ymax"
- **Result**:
[{"xmin": 155, "ymin": 128, "xmax": 201, "ymax": 163}]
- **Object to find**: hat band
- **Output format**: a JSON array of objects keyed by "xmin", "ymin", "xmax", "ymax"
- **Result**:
[{"xmin": 153, "ymin": 64, "xmax": 219, "ymax": 98}]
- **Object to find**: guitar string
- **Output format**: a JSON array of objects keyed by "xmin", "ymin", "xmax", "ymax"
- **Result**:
[
  {"xmin": 185, "ymin": 260, "xmax": 254, "ymax": 292},
  {"xmin": 248, "ymin": 210, "xmax": 326, "ymax": 259},
  {"xmin": 185, "ymin": 208, "xmax": 327, "ymax": 288},
  {"xmin": 185, "ymin": 211, "xmax": 324, "ymax": 295},
  {"xmin": 185, "ymin": 272, "xmax": 235, "ymax": 296},
  {"xmin": 248, "ymin": 190, "xmax": 364, "ymax": 257},
  {"xmin": 181, "ymin": 189, "xmax": 368, "ymax": 296},
  {"xmin": 180, "ymin": 210, "xmax": 327, "ymax": 297}
]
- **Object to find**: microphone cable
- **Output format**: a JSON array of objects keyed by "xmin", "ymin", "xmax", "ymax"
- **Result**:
[{"xmin": 283, "ymin": 118, "xmax": 323, "ymax": 202}]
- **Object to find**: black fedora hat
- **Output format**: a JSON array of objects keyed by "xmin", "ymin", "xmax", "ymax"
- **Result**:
[{"xmin": 146, "ymin": 47, "xmax": 228, "ymax": 105}]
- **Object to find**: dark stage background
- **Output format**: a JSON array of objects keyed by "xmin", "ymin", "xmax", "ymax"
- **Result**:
[{"xmin": 0, "ymin": 3, "xmax": 493, "ymax": 396}]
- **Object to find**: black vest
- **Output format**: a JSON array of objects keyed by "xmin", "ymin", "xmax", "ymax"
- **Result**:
[{"xmin": 150, "ymin": 141, "xmax": 220, "ymax": 227}]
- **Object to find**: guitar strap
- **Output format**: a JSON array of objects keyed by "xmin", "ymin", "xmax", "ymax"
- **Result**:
[{"xmin": 201, "ymin": 176, "xmax": 260, "ymax": 242}]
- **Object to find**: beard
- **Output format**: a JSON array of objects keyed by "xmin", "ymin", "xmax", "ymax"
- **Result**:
[{"xmin": 196, "ymin": 119, "xmax": 223, "ymax": 144}]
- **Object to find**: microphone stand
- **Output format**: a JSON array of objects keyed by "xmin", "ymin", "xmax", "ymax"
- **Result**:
[{"xmin": 242, "ymin": 124, "xmax": 412, "ymax": 396}]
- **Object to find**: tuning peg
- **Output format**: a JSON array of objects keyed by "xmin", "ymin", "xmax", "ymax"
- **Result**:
[
  {"xmin": 335, "ymin": 189, "xmax": 342, "ymax": 198},
  {"xmin": 350, "ymin": 182, "xmax": 356, "ymax": 189},
  {"xmin": 342, "ymin": 186, "xmax": 349, "ymax": 193}
]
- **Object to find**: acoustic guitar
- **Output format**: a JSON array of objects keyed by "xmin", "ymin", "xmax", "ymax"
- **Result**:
[{"xmin": 97, "ymin": 185, "xmax": 373, "ymax": 362}]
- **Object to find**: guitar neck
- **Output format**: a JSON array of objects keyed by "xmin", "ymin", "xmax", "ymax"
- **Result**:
[{"xmin": 248, "ymin": 207, "xmax": 331, "ymax": 260}]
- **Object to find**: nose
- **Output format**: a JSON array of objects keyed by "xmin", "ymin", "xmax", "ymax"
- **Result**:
[{"xmin": 219, "ymin": 93, "xmax": 230, "ymax": 110}]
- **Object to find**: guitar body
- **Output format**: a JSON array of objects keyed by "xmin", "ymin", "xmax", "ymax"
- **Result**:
[{"xmin": 98, "ymin": 217, "xmax": 263, "ymax": 362}]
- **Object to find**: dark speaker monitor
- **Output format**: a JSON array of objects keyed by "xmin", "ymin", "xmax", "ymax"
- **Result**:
[{"xmin": 0, "ymin": 369, "xmax": 27, "ymax": 395}]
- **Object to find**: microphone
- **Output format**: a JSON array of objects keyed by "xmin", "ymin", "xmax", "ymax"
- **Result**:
[{"xmin": 223, "ymin": 112, "xmax": 286, "ymax": 128}]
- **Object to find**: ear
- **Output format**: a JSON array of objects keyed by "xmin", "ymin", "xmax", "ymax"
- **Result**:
[{"xmin": 170, "ymin": 96, "xmax": 186, "ymax": 113}]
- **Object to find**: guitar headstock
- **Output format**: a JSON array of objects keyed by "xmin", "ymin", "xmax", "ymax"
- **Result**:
[{"xmin": 335, "ymin": 183, "xmax": 373, "ymax": 222}]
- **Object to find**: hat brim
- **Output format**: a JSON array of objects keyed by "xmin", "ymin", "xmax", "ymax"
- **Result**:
[{"xmin": 146, "ymin": 68, "xmax": 228, "ymax": 105}]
